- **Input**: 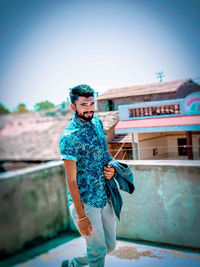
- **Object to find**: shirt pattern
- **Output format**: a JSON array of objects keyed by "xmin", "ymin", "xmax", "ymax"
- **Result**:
[{"xmin": 59, "ymin": 115, "xmax": 111, "ymax": 208}]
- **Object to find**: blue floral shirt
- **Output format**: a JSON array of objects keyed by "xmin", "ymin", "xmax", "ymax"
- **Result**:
[{"xmin": 59, "ymin": 115, "xmax": 112, "ymax": 208}]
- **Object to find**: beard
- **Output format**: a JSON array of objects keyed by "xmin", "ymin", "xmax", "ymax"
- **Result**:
[{"xmin": 75, "ymin": 110, "xmax": 94, "ymax": 122}]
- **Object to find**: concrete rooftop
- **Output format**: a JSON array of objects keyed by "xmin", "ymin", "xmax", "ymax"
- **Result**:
[{"xmin": 1, "ymin": 234, "xmax": 200, "ymax": 267}]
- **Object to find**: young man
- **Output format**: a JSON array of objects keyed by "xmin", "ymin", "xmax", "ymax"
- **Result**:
[{"xmin": 59, "ymin": 84, "xmax": 116, "ymax": 267}]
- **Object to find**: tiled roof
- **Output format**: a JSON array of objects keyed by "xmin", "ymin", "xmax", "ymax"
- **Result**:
[
  {"xmin": 0, "ymin": 111, "xmax": 73, "ymax": 161},
  {"xmin": 97, "ymin": 79, "xmax": 196, "ymax": 100},
  {"xmin": 95, "ymin": 111, "xmax": 119, "ymax": 131},
  {"xmin": 109, "ymin": 133, "xmax": 132, "ymax": 143},
  {"xmin": 0, "ymin": 110, "xmax": 119, "ymax": 161}
]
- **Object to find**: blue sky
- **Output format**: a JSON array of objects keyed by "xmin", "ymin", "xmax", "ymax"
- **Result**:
[{"xmin": 0, "ymin": 0, "xmax": 200, "ymax": 111}]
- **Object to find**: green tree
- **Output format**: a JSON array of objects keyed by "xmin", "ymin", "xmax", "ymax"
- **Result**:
[
  {"xmin": 0, "ymin": 103, "xmax": 10, "ymax": 115},
  {"xmin": 34, "ymin": 100, "xmax": 55, "ymax": 111},
  {"xmin": 14, "ymin": 103, "xmax": 29, "ymax": 113},
  {"xmin": 61, "ymin": 101, "xmax": 66, "ymax": 109}
]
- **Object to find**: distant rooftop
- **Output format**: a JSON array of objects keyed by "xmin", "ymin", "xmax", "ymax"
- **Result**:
[
  {"xmin": 96, "ymin": 111, "xmax": 119, "ymax": 131},
  {"xmin": 0, "ymin": 110, "xmax": 119, "ymax": 161},
  {"xmin": 97, "ymin": 79, "xmax": 198, "ymax": 100},
  {"xmin": 110, "ymin": 133, "xmax": 132, "ymax": 143}
]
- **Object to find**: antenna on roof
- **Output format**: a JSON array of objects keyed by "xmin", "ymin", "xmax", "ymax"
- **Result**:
[{"xmin": 156, "ymin": 71, "xmax": 165, "ymax": 82}]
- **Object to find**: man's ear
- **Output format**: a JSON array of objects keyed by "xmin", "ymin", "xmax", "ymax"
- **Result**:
[{"xmin": 70, "ymin": 103, "xmax": 76, "ymax": 112}]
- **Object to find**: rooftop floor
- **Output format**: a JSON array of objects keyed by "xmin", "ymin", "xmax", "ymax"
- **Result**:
[{"xmin": 1, "ymin": 233, "xmax": 200, "ymax": 267}]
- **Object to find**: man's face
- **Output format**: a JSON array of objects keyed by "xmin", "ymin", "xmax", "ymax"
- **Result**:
[{"xmin": 71, "ymin": 96, "xmax": 95, "ymax": 122}]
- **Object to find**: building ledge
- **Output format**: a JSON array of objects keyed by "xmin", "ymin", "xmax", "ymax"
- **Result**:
[
  {"xmin": 119, "ymin": 159, "xmax": 200, "ymax": 167},
  {"xmin": 1, "ymin": 159, "xmax": 200, "ymax": 180}
]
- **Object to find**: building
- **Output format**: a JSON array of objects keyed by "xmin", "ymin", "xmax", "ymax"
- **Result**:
[
  {"xmin": 96, "ymin": 79, "xmax": 200, "ymax": 160},
  {"xmin": 114, "ymin": 92, "xmax": 200, "ymax": 160},
  {"xmin": 97, "ymin": 79, "xmax": 200, "ymax": 112}
]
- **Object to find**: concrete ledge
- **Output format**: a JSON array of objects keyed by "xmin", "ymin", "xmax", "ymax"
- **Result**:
[
  {"xmin": 117, "ymin": 163, "xmax": 200, "ymax": 248},
  {"xmin": 0, "ymin": 161, "xmax": 64, "ymax": 179},
  {"xmin": 0, "ymin": 160, "xmax": 199, "ymax": 256},
  {"xmin": 120, "ymin": 159, "xmax": 200, "ymax": 167},
  {"xmin": 0, "ymin": 161, "xmax": 69, "ymax": 256}
]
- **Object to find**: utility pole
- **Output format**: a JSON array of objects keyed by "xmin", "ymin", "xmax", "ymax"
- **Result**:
[{"xmin": 156, "ymin": 71, "xmax": 165, "ymax": 82}]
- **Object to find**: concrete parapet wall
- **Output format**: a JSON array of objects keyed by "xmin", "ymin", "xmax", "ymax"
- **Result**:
[
  {"xmin": 117, "ymin": 160, "xmax": 200, "ymax": 248},
  {"xmin": 0, "ymin": 160, "xmax": 199, "ymax": 256},
  {"xmin": 0, "ymin": 161, "xmax": 69, "ymax": 256}
]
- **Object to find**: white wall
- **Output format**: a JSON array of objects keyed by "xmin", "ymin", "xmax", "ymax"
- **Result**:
[
  {"xmin": 167, "ymin": 133, "xmax": 200, "ymax": 160},
  {"xmin": 167, "ymin": 134, "xmax": 186, "ymax": 159},
  {"xmin": 192, "ymin": 134, "xmax": 200, "ymax": 159},
  {"xmin": 138, "ymin": 132, "xmax": 200, "ymax": 160},
  {"xmin": 139, "ymin": 135, "xmax": 168, "ymax": 160}
]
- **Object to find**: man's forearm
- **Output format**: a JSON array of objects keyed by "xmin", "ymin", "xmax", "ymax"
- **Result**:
[
  {"xmin": 67, "ymin": 177, "xmax": 86, "ymax": 219},
  {"xmin": 64, "ymin": 159, "xmax": 93, "ymax": 237},
  {"xmin": 63, "ymin": 159, "xmax": 86, "ymax": 219}
]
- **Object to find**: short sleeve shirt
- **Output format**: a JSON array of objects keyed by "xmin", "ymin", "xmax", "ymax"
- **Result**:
[{"xmin": 59, "ymin": 115, "xmax": 110, "ymax": 208}]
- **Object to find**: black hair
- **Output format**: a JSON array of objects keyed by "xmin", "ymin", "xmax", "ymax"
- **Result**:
[{"xmin": 69, "ymin": 84, "xmax": 95, "ymax": 104}]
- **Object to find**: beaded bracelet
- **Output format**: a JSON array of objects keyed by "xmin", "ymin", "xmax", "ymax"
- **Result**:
[{"xmin": 78, "ymin": 216, "xmax": 87, "ymax": 222}]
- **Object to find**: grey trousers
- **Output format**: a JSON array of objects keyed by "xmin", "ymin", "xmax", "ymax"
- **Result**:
[{"xmin": 69, "ymin": 200, "xmax": 116, "ymax": 267}]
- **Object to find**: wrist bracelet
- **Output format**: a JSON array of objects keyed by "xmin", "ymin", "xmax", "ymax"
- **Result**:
[{"xmin": 78, "ymin": 216, "xmax": 87, "ymax": 222}]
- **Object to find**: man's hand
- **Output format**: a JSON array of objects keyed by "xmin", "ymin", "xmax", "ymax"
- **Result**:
[
  {"xmin": 78, "ymin": 217, "xmax": 93, "ymax": 237},
  {"xmin": 104, "ymin": 165, "xmax": 115, "ymax": 179}
]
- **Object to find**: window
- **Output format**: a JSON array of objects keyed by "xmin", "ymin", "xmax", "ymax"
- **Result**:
[
  {"xmin": 144, "ymin": 95, "xmax": 151, "ymax": 101},
  {"xmin": 153, "ymin": 148, "xmax": 158, "ymax": 156},
  {"xmin": 199, "ymin": 138, "xmax": 200, "ymax": 156},
  {"xmin": 126, "ymin": 147, "xmax": 133, "ymax": 159},
  {"xmin": 178, "ymin": 138, "xmax": 187, "ymax": 156},
  {"xmin": 106, "ymin": 100, "xmax": 114, "ymax": 111}
]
